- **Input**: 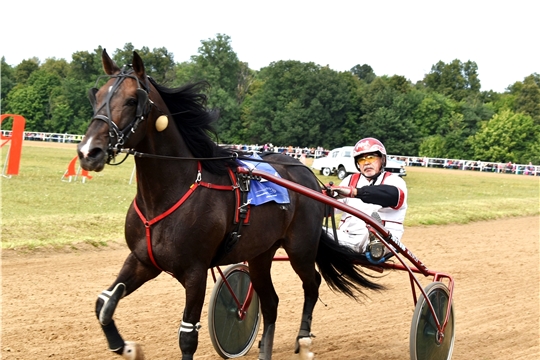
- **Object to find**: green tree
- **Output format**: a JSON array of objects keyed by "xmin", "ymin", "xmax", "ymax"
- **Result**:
[
  {"xmin": 60, "ymin": 49, "xmax": 105, "ymax": 134},
  {"xmin": 69, "ymin": 49, "xmax": 103, "ymax": 83},
  {"xmin": 112, "ymin": 43, "xmax": 136, "ymax": 67},
  {"xmin": 412, "ymin": 91, "xmax": 488, "ymax": 158},
  {"xmin": 5, "ymin": 70, "xmax": 61, "ymax": 131},
  {"xmin": 455, "ymin": 99, "xmax": 494, "ymax": 158},
  {"xmin": 471, "ymin": 109, "xmax": 537, "ymax": 163},
  {"xmin": 350, "ymin": 64, "xmax": 376, "ymax": 83},
  {"xmin": 188, "ymin": 34, "xmax": 244, "ymax": 143},
  {"xmin": 413, "ymin": 92, "xmax": 456, "ymax": 137},
  {"xmin": 525, "ymin": 132, "xmax": 540, "ymax": 164},
  {"xmin": 54, "ymin": 78, "xmax": 92, "ymax": 133},
  {"xmin": 1, "ymin": 57, "xmax": 16, "ymax": 111},
  {"xmin": 245, "ymin": 60, "xmax": 359, "ymax": 149},
  {"xmin": 14, "ymin": 58, "xmax": 40, "ymax": 84},
  {"xmin": 6, "ymin": 86, "xmax": 46, "ymax": 131},
  {"xmin": 113, "ymin": 43, "xmax": 176, "ymax": 84},
  {"xmin": 423, "ymin": 59, "xmax": 481, "ymax": 101},
  {"xmin": 510, "ymin": 74, "xmax": 540, "ymax": 124},
  {"xmin": 357, "ymin": 76, "xmax": 421, "ymax": 155},
  {"xmin": 47, "ymin": 93, "xmax": 73, "ymax": 132},
  {"xmin": 174, "ymin": 61, "xmax": 198, "ymax": 85},
  {"xmin": 419, "ymin": 135, "xmax": 447, "ymax": 158},
  {"xmin": 41, "ymin": 58, "xmax": 69, "ymax": 79}
]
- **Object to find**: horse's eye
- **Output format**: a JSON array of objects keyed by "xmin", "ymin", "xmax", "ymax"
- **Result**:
[{"xmin": 126, "ymin": 98, "xmax": 137, "ymax": 107}]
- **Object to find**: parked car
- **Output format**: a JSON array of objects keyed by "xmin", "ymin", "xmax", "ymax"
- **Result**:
[
  {"xmin": 311, "ymin": 146, "xmax": 406, "ymax": 179},
  {"xmin": 385, "ymin": 157, "xmax": 407, "ymax": 177}
]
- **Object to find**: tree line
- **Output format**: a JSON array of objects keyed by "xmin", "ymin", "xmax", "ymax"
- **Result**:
[{"xmin": 1, "ymin": 34, "xmax": 539, "ymax": 164}]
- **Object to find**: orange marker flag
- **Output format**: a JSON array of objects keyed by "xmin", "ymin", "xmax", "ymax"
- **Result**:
[{"xmin": 0, "ymin": 114, "xmax": 26, "ymax": 175}]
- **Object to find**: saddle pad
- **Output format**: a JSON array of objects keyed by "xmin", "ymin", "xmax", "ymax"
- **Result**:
[{"xmin": 237, "ymin": 153, "xmax": 290, "ymax": 206}]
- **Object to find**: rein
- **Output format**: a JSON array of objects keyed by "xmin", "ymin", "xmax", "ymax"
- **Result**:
[
  {"xmin": 121, "ymin": 148, "xmax": 313, "ymax": 168},
  {"xmin": 123, "ymin": 148, "xmax": 329, "ymax": 191}
]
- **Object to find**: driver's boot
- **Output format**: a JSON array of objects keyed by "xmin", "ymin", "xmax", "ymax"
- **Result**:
[{"xmin": 367, "ymin": 212, "xmax": 385, "ymax": 260}]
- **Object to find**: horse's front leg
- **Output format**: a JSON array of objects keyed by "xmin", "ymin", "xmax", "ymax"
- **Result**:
[
  {"xmin": 96, "ymin": 252, "xmax": 160, "ymax": 359},
  {"xmin": 178, "ymin": 268, "xmax": 208, "ymax": 360}
]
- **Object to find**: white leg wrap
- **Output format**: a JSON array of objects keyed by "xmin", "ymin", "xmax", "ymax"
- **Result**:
[
  {"xmin": 98, "ymin": 283, "xmax": 126, "ymax": 303},
  {"xmin": 98, "ymin": 283, "xmax": 126, "ymax": 326},
  {"xmin": 179, "ymin": 321, "xmax": 202, "ymax": 333},
  {"xmin": 298, "ymin": 337, "xmax": 315, "ymax": 360},
  {"xmin": 122, "ymin": 341, "xmax": 145, "ymax": 360}
]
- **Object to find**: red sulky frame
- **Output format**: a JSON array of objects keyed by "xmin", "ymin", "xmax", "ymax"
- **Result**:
[{"xmin": 236, "ymin": 167, "xmax": 455, "ymax": 341}]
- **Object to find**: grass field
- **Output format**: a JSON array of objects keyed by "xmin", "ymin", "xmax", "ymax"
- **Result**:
[{"xmin": 1, "ymin": 142, "xmax": 539, "ymax": 249}]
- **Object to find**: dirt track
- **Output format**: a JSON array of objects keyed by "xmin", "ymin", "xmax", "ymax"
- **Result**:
[{"xmin": 2, "ymin": 216, "xmax": 539, "ymax": 359}]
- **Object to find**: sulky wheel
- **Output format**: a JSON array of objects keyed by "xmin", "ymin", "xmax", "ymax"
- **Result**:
[
  {"xmin": 410, "ymin": 282, "xmax": 455, "ymax": 360},
  {"xmin": 208, "ymin": 263, "xmax": 261, "ymax": 359}
]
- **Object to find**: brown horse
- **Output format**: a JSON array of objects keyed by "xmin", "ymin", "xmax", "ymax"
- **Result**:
[{"xmin": 77, "ymin": 50, "xmax": 382, "ymax": 360}]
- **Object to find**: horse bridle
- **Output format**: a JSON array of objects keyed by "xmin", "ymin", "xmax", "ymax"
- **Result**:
[{"xmin": 88, "ymin": 66, "xmax": 152, "ymax": 164}]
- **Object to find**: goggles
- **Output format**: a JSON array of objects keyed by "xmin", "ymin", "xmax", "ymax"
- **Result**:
[{"xmin": 356, "ymin": 154, "xmax": 380, "ymax": 165}]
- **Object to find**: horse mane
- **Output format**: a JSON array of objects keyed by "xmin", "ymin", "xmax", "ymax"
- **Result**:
[{"xmin": 148, "ymin": 77, "xmax": 238, "ymax": 175}]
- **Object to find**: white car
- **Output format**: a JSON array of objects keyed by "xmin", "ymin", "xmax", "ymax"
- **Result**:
[
  {"xmin": 385, "ymin": 157, "xmax": 407, "ymax": 177},
  {"xmin": 311, "ymin": 146, "xmax": 406, "ymax": 179}
]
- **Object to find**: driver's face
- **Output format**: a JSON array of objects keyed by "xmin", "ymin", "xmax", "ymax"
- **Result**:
[{"xmin": 357, "ymin": 152, "xmax": 383, "ymax": 177}]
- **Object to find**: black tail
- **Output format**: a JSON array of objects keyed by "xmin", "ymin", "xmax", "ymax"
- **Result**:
[{"xmin": 316, "ymin": 232, "xmax": 385, "ymax": 299}]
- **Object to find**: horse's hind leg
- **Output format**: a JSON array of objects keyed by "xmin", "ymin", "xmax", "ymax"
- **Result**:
[
  {"xmin": 248, "ymin": 250, "xmax": 279, "ymax": 360},
  {"xmin": 96, "ymin": 253, "xmax": 160, "ymax": 359}
]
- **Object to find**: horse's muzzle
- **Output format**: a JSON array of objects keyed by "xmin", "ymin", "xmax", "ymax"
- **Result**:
[{"xmin": 77, "ymin": 143, "xmax": 107, "ymax": 172}]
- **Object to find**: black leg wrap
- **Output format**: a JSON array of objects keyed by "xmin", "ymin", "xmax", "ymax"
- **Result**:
[
  {"xmin": 295, "ymin": 314, "xmax": 313, "ymax": 353},
  {"xmin": 258, "ymin": 324, "xmax": 275, "ymax": 360},
  {"xmin": 101, "ymin": 320, "xmax": 125, "ymax": 354}
]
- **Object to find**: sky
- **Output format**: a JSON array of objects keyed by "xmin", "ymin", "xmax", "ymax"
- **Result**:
[{"xmin": 2, "ymin": 0, "xmax": 538, "ymax": 93}]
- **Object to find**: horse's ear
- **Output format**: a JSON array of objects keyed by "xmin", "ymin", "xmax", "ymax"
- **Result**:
[
  {"xmin": 102, "ymin": 49, "xmax": 120, "ymax": 75},
  {"xmin": 132, "ymin": 51, "xmax": 147, "ymax": 80}
]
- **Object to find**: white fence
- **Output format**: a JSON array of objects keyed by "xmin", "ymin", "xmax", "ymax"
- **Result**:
[
  {"xmin": 389, "ymin": 156, "xmax": 540, "ymax": 176},
  {"xmin": 1, "ymin": 130, "xmax": 83, "ymax": 143},
  {"xmin": 2, "ymin": 132, "xmax": 539, "ymax": 176}
]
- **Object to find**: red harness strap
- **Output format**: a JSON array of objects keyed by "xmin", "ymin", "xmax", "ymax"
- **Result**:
[
  {"xmin": 133, "ymin": 162, "xmax": 238, "ymax": 274},
  {"xmin": 348, "ymin": 171, "xmax": 392, "ymax": 188}
]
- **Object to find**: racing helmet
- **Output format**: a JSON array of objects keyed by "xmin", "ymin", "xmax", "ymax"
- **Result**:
[{"xmin": 353, "ymin": 137, "xmax": 387, "ymax": 172}]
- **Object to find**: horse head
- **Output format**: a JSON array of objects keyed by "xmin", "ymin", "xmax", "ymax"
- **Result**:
[{"xmin": 78, "ymin": 49, "xmax": 153, "ymax": 171}]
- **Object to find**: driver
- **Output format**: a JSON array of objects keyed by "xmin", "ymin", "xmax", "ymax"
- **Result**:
[{"xmin": 329, "ymin": 137, "xmax": 408, "ymax": 260}]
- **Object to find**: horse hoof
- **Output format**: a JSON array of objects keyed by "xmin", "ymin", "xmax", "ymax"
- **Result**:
[
  {"xmin": 122, "ymin": 341, "xmax": 145, "ymax": 360},
  {"xmin": 298, "ymin": 337, "xmax": 314, "ymax": 360}
]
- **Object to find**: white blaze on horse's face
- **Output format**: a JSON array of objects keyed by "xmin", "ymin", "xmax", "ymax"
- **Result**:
[{"xmin": 78, "ymin": 136, "xmax": 94, "ymax": 158}]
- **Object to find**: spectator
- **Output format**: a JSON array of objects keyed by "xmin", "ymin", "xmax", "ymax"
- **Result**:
[
  {"xmin": 524, "ymin": 162, "xmax": 535, "ymax": 176},
  {"xmin": 505, "ymin": 161, "xmax": 513, "ymax": 173}
]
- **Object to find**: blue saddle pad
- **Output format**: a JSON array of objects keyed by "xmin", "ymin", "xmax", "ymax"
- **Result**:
[{"xmin": 237, "ymin": 153, "xmax": 290, "ymax": 206}]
